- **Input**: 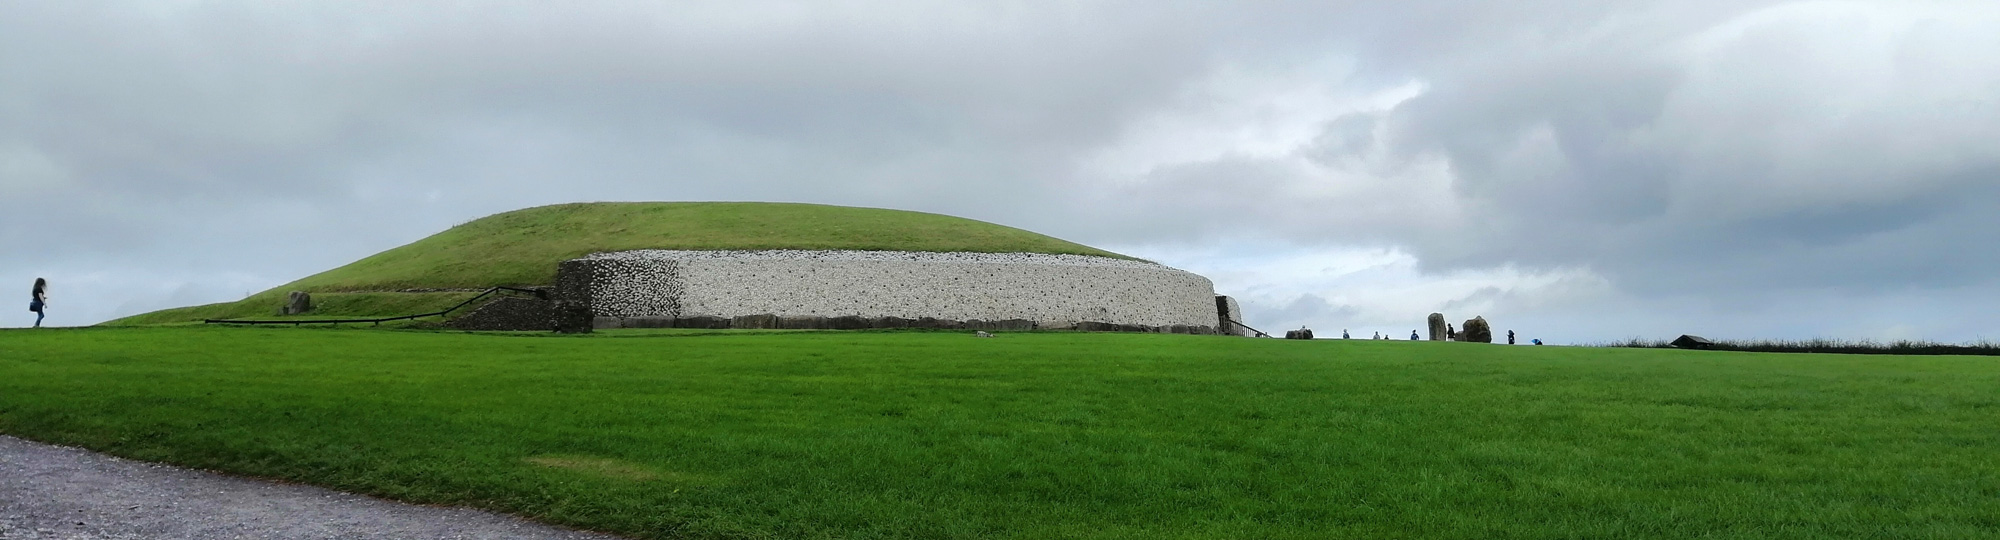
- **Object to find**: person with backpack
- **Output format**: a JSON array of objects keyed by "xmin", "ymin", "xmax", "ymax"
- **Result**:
[{"xmin": 30, "ymin": 278, "xmax": 48, "ymax": 328}]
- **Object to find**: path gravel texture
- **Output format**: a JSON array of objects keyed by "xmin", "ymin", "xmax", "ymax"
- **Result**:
[{"xmin": 0, "ymin": 435, "xmax": 625, "ymax": 540}]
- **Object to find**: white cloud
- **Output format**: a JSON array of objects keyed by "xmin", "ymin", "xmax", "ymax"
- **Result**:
[{"xmin": 5, "ymin": 1, "xmax": 2000, "ymax": 342}]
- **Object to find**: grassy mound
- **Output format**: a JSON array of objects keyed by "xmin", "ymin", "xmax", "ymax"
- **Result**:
[
  {"xmin": 107, "ymin": 202, "xmax": 1130, "ymax": 325},
  {"xmin": 4, "ymin": 329, "xmax": 1997, "ymax": 538},
  {"xmin": 105, "ymin": 292, "xmax": 485, "ymax": 326}
]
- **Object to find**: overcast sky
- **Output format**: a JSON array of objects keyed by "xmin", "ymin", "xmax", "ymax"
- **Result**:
[{"xmin": 5, "ymin": 1, "xmax": 1997, "ymax": 343}]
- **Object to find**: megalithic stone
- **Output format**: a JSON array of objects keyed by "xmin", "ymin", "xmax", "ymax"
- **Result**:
[
  {"xmin": 280, "ymin": 291, "xmax": 312, "ymax": 316},
  {"xmin": 551, "ymin": 301, "xmax": 595, "ymax": 334},
  {"xmin": 1462, "ymin": 316, "xmax": 1493, "ymax": 343},
  {"xmin": 1427, "ymin": 313, "xmax": 1446, "ymax": 341}
]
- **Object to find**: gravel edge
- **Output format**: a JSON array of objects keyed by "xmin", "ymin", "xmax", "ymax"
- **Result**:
[{"xmin": 0, "ymin": 435, "xmax": 628, "ymax": 540}]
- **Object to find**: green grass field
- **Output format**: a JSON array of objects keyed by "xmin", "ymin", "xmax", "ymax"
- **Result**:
[
  {"xmin": 107, "ymin": 202, "xmax": 1135, "ymax": 325},
  {"xmin": 2, "ymin": 327, "xmax": 1996, "ymax": 539}
]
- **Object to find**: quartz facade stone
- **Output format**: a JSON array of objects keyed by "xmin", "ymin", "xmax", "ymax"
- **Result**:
[{"xmin": 559, "ymin": 250, "xmax": 1221, "ymax": 332}]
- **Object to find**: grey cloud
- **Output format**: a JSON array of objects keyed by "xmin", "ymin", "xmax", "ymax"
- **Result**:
[
  {"xmin": 4, "ymin": 0, "xmax": 1999, "ymax": 340},
  {"xmin": 1105, "ymin": 1, "xmax": 2000, "ymax": 296}
]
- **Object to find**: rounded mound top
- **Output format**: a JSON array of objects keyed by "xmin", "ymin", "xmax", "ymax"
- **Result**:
[
  {"xmin": 276, "ymin": 202, "xmax": 1135, "ymax": 292},
  {"xmin": 582, "ymin": 249, "xmax": 1166, "ymax": 268}
]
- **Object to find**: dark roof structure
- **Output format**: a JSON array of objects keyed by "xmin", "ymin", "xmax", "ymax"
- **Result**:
[{"xmin": 1671, "ymin": 335, "xmax": 1715, "ymax": 349}]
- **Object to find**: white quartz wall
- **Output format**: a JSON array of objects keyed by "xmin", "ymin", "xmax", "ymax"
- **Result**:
[{"xmin": 571, "ymin": 250, "xmax": 1219, "ymax": 329}]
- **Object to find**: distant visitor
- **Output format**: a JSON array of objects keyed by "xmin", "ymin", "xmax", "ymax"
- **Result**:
[
  {"xmin": 29, "ymin": 277, "xmax": 47, "ymax": 328},
  {"xmin": 1508, "ymin": 330, "xmax": 1516, "ymax": 345}
]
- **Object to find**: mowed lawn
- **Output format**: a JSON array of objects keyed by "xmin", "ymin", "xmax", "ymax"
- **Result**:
[{"xmin": 1, "ymin": 328, "xmax": 1996, "ymax": 539}]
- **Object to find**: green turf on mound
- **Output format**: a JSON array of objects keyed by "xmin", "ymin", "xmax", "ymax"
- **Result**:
[
  {"xmin": 108, "ymin": 202, "xmax": 1133, "ymax": 325},
  {"xmin": 290, "ymin": 201, "xmax": 1133, "ymax": 292},
  {"xmin": 103, "ymin": 291, "xmax": 486, "ymax": 326}
]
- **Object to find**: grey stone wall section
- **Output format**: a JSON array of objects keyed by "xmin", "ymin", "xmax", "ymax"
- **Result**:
[
  {"xmin": 553, "ymin": 260, "xmax": 598, "ymax": 310},
  {"xmin": 446, "ymin": 297, "xmax": 555, "ymax": 331},
  {"xmin": 566, "ymin": 250, "xmax": 1221, "ymax": 332},
  {"xmin": 1215, "ymin": 295, "xmax": 1251, "ymax": 337}
]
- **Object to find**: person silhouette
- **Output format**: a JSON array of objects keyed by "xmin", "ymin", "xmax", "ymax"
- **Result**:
[
  {"xmin": 30, "ymin": 277, "xmax": 47, "ymax": 328},
  {"xmin": 1342, "ymin": 329, "xmax": 1350, "ymax": 339},
  {"xmin": 1507, "ymin": 330, "xmax": 1516, "ymax": 345},
  {"xmin": 1410, "ymin": 330, "xmax": 1419, "ymax": 340}
]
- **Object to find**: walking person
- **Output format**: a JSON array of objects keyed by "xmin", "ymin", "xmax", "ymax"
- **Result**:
[
  {"xmin": 30, "ymin": 278, "xmax": 47, "ymax": 328},
  {"xmin": 1507, "ymin": 330, "xmax": 1516, "ymax": 345}
]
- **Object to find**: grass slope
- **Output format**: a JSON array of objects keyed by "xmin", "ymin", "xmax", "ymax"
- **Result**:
[
  {"xmin": 283, "ymin": 201, "xmax": 1132, "ymax": 292},
  {"xmin": 104, "ymin": 291, "xmax": 484, "ymax": 326},
  {"xmin": 110, "ymin": 202, "xmax": 1131, "ymax": 325},
  {"xmin": 3, "ymin": 328, "xmax": 1998, "ymax": 539}
]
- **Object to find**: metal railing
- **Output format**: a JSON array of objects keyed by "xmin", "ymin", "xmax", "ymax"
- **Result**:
[
  {"xmin": 1226, "ymin": 318, "xmax": 1270, "ymax": 338},
  {"xmin": 204, "ymin": 286, "xmax": 546, "ymax": 326}
]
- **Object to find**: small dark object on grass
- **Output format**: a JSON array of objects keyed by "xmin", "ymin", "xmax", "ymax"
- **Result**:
[
  {"xmin": 1532, "ymin": 339, "xmax": 1543, "ymax": 345},
  {"xmin": 1284, "ymin": 327, "xmax": 1314, "ymax": 340},
  {"xmin": 1507, "ymin": 330, "xmax": 1515, "ymax": 345}
]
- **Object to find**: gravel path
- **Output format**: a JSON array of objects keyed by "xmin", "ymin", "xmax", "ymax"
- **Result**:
[{"xmin": 0, "ymin": 435, "xmax": 625, "ymax": 540}]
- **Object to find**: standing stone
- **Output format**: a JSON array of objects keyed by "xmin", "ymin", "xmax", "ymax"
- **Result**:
[
  {"xmin": 1426, "ymin": 313, "xmax": 1446, "ymax": 341},
  {"xmin": 279, "ymin": 291, "xmax": 312, "ymax": 315},
  {"xmin": 1215, "ymin": 295, "xmax": 1249, "ymax": 337},
  {"xmin": 551, "ymin": 301, "xmax": 594, "ymax": 333},
  {"xmin": 1462, "ymin": 316, "xmax": 1493, "ymax": 343}
]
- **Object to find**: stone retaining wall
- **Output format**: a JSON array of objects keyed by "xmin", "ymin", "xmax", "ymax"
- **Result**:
[
  {"xmin": 557, "ymin": 250, "xmax": 1221, "ymax": 333},
  {"xmin": 445, "ymin": 297, "xmax": 554, "ymax": 331}
]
